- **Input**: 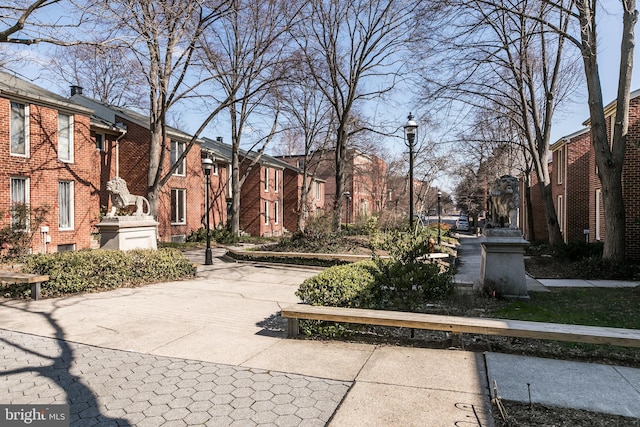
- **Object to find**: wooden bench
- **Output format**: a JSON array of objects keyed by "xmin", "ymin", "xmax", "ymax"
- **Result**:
[
  {"xmin": 0, "ymin": 273, "xmax": 49, "ymax": 301},
  {"xmin": 280, "ymin": 304, "xmax": 640, "ymax": 348}
]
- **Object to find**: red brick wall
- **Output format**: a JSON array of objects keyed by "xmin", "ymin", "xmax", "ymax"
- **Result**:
[
  {"xmin": 106, "ymin": 118, "xmax": 214, "ymax": 242},
  {"xmin": 623, "ymin": 96, "xmax": 640, "ymax": 260},
  {"xmin": 520, "ymin": 170, "xmax": 550, "ymax": 243},
  {"xmin": 240, "ymin": 164, "xmax": 283, "ymax": 237},
  {"xmin": 551, "ymin": 132, "xmax": 591, "ymax": 244},
  {"xmin": 0, "ymin": 98, "xmax": 100, "ymax": 253},
  {"xmin": 282, "ymin": 169, "xmax": 325, "ymax": 232}
]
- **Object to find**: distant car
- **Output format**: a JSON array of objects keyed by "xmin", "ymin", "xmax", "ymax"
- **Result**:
[{"xmin": 456, "ymin": 217, "xmax": 470, "ymax": 232}]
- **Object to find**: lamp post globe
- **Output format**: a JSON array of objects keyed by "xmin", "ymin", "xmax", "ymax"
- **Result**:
[
  {"xmin": 202, "ymin": 157, "xmax": 214, "ymax": 265},
  {"xmin": 403, "ymin": 113, "xmax": 418, "ymax": 230}
]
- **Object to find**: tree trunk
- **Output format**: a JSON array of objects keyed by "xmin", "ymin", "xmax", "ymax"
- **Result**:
[
  {"xmin": 575, "ymin": 0, "xmax": 635, "ymax": 262},
  {"xmin": 333, "ymin": 126, "xmax": 347, "ymax": 231}
]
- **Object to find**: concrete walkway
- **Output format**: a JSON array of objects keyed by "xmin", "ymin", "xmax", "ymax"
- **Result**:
[{"xmin": 0, "ymin": 241, "xmax": 638, "ymax": 426}]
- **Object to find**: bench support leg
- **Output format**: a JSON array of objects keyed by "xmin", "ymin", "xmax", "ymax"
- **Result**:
[
  {"xmin": 31, "ymin": 282, "xmax": 41, "ymax": 301},
  {"xmin": 287, "ymin": 318, "xmax": 299, "ymax": 338}
]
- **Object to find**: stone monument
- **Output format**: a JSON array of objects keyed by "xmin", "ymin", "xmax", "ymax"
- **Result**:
[
  {"xmin": 96, "ymin": 177, "xmax": 158, "ymax": 251},
  {"xmin": 478, "ymin": 175, "xmax": 529, "ymax": 299}
]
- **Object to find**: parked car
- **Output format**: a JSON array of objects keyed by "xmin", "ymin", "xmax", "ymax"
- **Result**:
[{"xmin": 456, "ymin": 216, "xmax": 470, "ymax": 232}]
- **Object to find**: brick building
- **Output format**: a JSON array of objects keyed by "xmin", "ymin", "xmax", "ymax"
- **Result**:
[
  {"xmin": 71, "ymin": 91, "xmax": 226, "ymax": 243},
  {"xmin": 278, "ymin": 149, "xmax": 386, "ymax": 224},
  {"xmin": 0, "ymin": 71, "xmax": 101, "ymax": 253},
  {"xmin": 521, "ymin": 89, "xmax": 640, "ymax": 261}
]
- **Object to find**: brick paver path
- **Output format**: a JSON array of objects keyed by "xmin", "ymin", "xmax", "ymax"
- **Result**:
[{"xmin": 0, "ymin": 330, "xmax": 351, "ymax": 426}]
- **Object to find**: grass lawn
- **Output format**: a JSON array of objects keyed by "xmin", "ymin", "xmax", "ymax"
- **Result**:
[{"xmin": 493, "ymin": 287, "xmax": 640, "ymax": 329}]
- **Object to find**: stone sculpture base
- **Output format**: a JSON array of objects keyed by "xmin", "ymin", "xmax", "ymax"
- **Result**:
[
  {"xmin": 96, "ymin": 216, "xmax": 158, "ymax": 251},
  {"xmin": 478, "ymin": 228, "xmax": 529, "ymax": 299}
]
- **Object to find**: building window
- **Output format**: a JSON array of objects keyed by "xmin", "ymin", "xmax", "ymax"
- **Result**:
[
  {"xmin": 556, "ymin": 149, "xmax": 563, "ymax": 184},
  {"xmin": 264, "ymin": 168, "xmax": 269, "ymax": 192},
  {"xmin": 297, "ymin": 160, "xmax": 304, "ymax": 169},
  {"xmin": 274, "ymin": 201, "xmax": 279, "ymax": 224},
  {"xmin": 94, "ymin": 132, "xmax": 105, "ymax": 151},
  {"xmin": 58, "ymin": 113, "xmax": 74, "ymax": 162},
  {"xmin": 59, "ymin": 181, "xmax": 74, "ymax": 230},
  {"xmin": 213, "ymin": 162, "xmax": 219, "ymax": 176},
  {"xmin": 171, "ymin": 140, "xmax": 186, "ymax": 175},
  {"xmin": 264, "ymin": 201, "xmax": 269, "ymax": 225},
  {"xmin": 171, "ymin": 189, "xmax": 186, "ymax": 224},
  {"xmin": 10, "ymin": 177, "xmax": 29, "ymax": 229},
  {"xmin": 316, "ymin": 182, "xmax": 321, "ymax": 200},
  {"xmin": 557, "ymin": 195, "xmax": 563, "ymax": 233},
  {"xmin": 274, "ymin": 170, "xmax": 279, "ymax": 193},
  {"xmin": 10, "ymin": 101, "xmax": 29, "ymax": 156},
  {"xmin": 595, "ymin": 189, "xmax": 602, "ymax": 241}
]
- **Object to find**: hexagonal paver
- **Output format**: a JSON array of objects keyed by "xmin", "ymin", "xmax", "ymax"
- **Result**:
[
  {"xmin": 163, "ymin": 407, "xmax": 190, "ymax": 421},
  {"xmin": 229, "ymin": 407, "xmax": 256, "ymax": 421},
  {"xmin": 0, "ymin": 330, "xmax": 353, "ymax": 427}
]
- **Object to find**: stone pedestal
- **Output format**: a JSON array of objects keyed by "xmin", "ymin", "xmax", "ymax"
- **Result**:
[
  {"xmin": 478, "ymin": 228, "xmax": 529, "ymax": 299},
  {"xmin": 96, "ymin": 216, "xmax": 158, "ymax": 251}
]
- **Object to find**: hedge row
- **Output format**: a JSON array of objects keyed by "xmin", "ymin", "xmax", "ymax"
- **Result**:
[
  {"xmin": 4, "ymin": 248, "xmax": 195, "ymax": 299},
  {"xmin": 295, "ymin": 259, "xmax": 454, "ymax": 336}
]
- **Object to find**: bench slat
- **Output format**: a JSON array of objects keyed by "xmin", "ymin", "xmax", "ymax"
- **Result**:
[
  {"xmin": 281, "ymin": 304, "xmax": 640, "ymax": 348},
  {"xmin": 0, "ymin": 273, "xmax": 49, "ymax": 283},
  {"xmin": 0, "ymin": 273, "xmax": 49, "ymax": 300}
]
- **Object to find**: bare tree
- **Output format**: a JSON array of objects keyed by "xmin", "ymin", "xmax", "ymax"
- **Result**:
[
  {"xmin": 566, "ymin": 0, "xmax": 636, "ymax": 261},
  {"xmin": 278, "ymin": 54, "xmax": 336, "ymax": 232},
  {"xmin": 421, "ymin": 0, "xmax": 580, "ymax": 245},
  {"xmin": 200, "ymin": 0, "xmax": 302, "ymax": 237},
  {"xmin": 47, "ymin": 43, "xmax": 148, "ymax": 109},
  {"xmin": 466, "ymin": 0, "xmax": 638, "ymax": 260},
  {"xmin": 294, "ymin": 0, "xmax": 419, "ymax": 231},
  {"xmin": 0, "ymin": 1, "xmax": 85, "ymax": 46},
  {"xmin": 93, "ymin": 0, "xmax": 230, "ymax": 217}
]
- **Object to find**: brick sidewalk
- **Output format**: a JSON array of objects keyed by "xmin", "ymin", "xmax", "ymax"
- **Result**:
[{"xmin": 0, "ymin": 330, "xmax": 350, "ymax": 426}]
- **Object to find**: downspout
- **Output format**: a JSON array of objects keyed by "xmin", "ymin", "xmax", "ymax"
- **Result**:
[{"xmin": 114, "ymin": 123, "xmax": 127, "ymax": 177}]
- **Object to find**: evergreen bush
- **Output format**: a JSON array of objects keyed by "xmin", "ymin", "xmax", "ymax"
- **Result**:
[{"xmin": 8, "ymin": 248, "xmax": 195, "ymax": 298}]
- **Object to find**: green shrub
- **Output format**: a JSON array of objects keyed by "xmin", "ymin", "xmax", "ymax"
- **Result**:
[
  {"xmin": 13, "ymin": 248, "xmax": 195, "ymax": 298},
  {"xmin": 296, "ymin": 260, "xmax": 379, "ymax": 307}
]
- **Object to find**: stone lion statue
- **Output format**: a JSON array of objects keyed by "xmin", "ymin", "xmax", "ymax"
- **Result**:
[
  {"xmin": 489, "ymin": 175, "xmax": 519, "ymax": 228},
  {"xmin": 106, "ymin": 176, "xmax": 150, "ymax": 217}
]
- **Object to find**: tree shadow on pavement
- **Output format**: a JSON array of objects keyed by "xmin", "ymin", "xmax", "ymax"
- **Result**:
[{"xmin": 0, "ymin": 302, "xmax": 132, "ymax": 426}]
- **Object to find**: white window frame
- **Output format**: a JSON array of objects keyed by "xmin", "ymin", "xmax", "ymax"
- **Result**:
[
  {"xmin": 171, "ymin": 140, "xmax": 186, "ymax": 176},
  {"xmin": 58, "ymin": 180, "xmax": 74, "ymax": 230},
  {"xmin": 274, "ymin": 169, "xmax": 279, "ymax": 193},
  {"xmin": 274, "ymin": 200, "xmax": 279, "ymax": 225},
  {"xmin": 94, "ymin": 132, "xmax": 105, "ymax": 152},
  {"xmin": 316, "ymin": 182, "xmax": 321, "ymax": 200},
  {"xmin": 171, "ymin": 188, "xmax": 186, "ymax": 224},
  {"xmin": 10, "ymin": 177, "xmax": 29, "ymax": 229},
  {"xmin": 10, "ymin": 101, "xmax": 29, "ymax": 157},
  {"xmin": 58, "ymin": 113, "xmax": 74, "ymax": 163},
  {"xmin": 595, "ymin": 189, "xmax": 602, "ymax": 241},
  {"xmin": 213, "ymin": 162, "xmax": 219, "ymax": 176},
  {"xmin": 556, "ymin": 149, "xmax": 563, "ymax": 184},
  {"xmin": 557, "ymin": 195, "xmax": 563, "ymax": 233},
  {"xmin": 264, "ymin": 168, "xmax": 269, "ymax": 192},
  {"xmin": 264, "ymin": 200, "xmax": 269, "ymax": 225}
]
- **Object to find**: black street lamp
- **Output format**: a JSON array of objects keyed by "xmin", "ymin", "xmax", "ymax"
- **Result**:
[
  {"xmin": 403, "ymin": 113, "xmax": 417, "ymax": 230},
  {"xmin": 437, "ymin": 189, "xmax": 442, "ymax": 245},
  {"xmin": 202, "ymin": 157, "xmax": 213, "ymax": 265}
]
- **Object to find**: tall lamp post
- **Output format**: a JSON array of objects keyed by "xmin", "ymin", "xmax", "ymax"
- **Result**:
[
  {"xmin": 437, "ymin": 189, "xmax": 442, "ymax": 245},
  {"xmin": 202, "ymin": 157, "xmax": 213, "ymax": 265},
  {"xmin": 403, "ymin": 113, "xmax": 418, "ymax": 229}
]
